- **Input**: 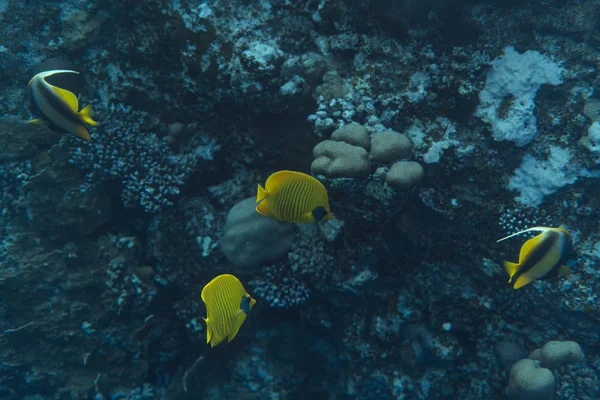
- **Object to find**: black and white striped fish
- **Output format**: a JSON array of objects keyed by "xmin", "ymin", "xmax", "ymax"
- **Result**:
[{"xmin": 28, "ymin": 69, "xmax": 97, "ymax": 140}]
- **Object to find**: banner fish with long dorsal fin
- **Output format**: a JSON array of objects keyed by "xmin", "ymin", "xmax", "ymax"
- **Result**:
[
  {"xmin": 496, "ymin": 226, "xmax": 573, "ymax": 289},
  {"xmin": 201, "ymin": 274, "xmax": 256, "ymax": 347},
  {"xmin": 28, "ymin": 69, "xmax": 97, "ymax": 140}
]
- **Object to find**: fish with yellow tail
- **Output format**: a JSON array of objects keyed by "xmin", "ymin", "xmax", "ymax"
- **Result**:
[
  {"xmin": 497, "ymin": 226, "xmax": 573, "ymax": 289},
  {"xmin": 28, "ymin": 70, "xmax": 97, "ymax": 140},
  {"xmin": 256, "ymin": 170, "xmax": 334, "ymax": 224},
  {"xmin": 201, "ymin": 274, "xmax": 256, "ymax": 347}
]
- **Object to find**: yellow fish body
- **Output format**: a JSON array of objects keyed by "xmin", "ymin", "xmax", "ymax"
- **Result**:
[
  {"xmin": 497, "ymin": 227, "xmax": 572, "ymax": 289},
  {"xmin": 201, "ymin": 274, "xmax": 256, "ymax": 347},
  {"xmin": 256, "ymin": 170, "xmax": 334, "ymax": 224},
  {"xmin": 28, "ymin": 69, "xmax": 97, "ymax": 140}
]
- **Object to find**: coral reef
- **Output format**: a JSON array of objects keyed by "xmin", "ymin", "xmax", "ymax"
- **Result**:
[{"xmin": 0, "ymin": 0, "xmax": 599, "ymax": 399}]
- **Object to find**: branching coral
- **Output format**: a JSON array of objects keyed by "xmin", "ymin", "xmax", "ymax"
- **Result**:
[
  {"xmin": 249, "ymin": 226, "xmax": 337, "ymax": 308},
  {"xmin": 69, "ymin": 103, "xmax": 218, "ymax": 213}
]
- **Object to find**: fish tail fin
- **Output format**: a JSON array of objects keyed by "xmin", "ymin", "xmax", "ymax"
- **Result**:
[
  {"xmin": 496, "ymin": 226, "xmax": 554, "ymax": 243},
  {"xmin": 503, "ymin": 261, "xmax": 520, "ymax": 281},
  {"xmin": 256, "ymin": 184, "xmax": 267, "ymax": 203},
  {"xmin": 78, "ymin": 104, "xmax": 98, "ymax": 125}
]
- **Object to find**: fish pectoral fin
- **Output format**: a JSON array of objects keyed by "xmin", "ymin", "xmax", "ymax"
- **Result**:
[
  {"xmin": 52, "ymin": 86, "xmax": 79, "ymax": 112},
  {"xmin": 78, "ymin": 104, "xmax": 97, "ymax": 125},
  {"xmin": 559, "ymin": 265, "xmax": 572, "ymax": 277},
  {"xmin": 513, "ymin": 274, "xmax": 535, "ymax": 289},
  {"xmin": 28, "ymin": 118, "xmax": 44, "ymax": 124},
  {"xmin": 503, "ymin": 261, "xmax": 520, "ymax": 280}
]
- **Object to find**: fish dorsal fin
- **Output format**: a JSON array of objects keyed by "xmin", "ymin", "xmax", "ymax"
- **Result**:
[
  {"xmin": 51, "ymin": 85, "xmax": 79, "ymax": 112},
  {"xmin": 265, "ymin": 170, "xmax": 296, "ymax": 189},
  {"xmin": 43, "ymin": 70, "xmax": 84, "ymax": 94},
  {"xmin": 496, "ymin": 226, "xmax": 554, "ymax": 243}
]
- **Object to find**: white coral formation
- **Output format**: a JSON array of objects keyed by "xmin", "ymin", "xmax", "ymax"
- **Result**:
[
  {"xmin": 312, "ymin": 140, "xmax": 371, "ymax": 178},
  {"xmin": 385, "ymin": 161, "xmax": 424, "ymax": 190},
  {"xmin": 509, "ymin": 340, "xmax": 586, "ymax": 400},
  {"xmin": 312, "ymin": 123, "xmax": 424, "ymax": 190},
  {"xmin": 370, "ymin": 130, "xmax": 413, "ymax": 164}
]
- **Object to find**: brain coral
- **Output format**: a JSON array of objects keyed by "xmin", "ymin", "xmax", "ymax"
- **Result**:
[
  {"xmin": 540, "ymin": 340, "xmax": 585, "ymax": 369},
  {"xmin": 508, "ymin": 359, "xmax": 555, "ymax": 400}
]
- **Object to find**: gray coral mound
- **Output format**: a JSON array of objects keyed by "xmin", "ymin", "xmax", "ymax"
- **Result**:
[{"xmin": 220, "ymin": 197, "xmax": 296, "ymax": 272}]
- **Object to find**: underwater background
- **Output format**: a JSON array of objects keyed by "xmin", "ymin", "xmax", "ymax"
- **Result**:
[{"xmin": 1, "ymin": 0, "xmax": 600, "ymax": 399}]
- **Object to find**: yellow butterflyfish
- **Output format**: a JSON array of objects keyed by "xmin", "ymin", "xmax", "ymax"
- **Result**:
[
  {"xmin": 201, "ymin": 274, "xmax": 256, "ymax": 347},
  {"xmin": 497, "ymin": 226, "xmax": 573, "ymax": 289},
  {"xmin": 256, "ymin": 170, "xmax": 334, "ymax": 224},
  {"xmin": 28, "ymin": 69, "xmax": 97, "ymax": 140}
]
